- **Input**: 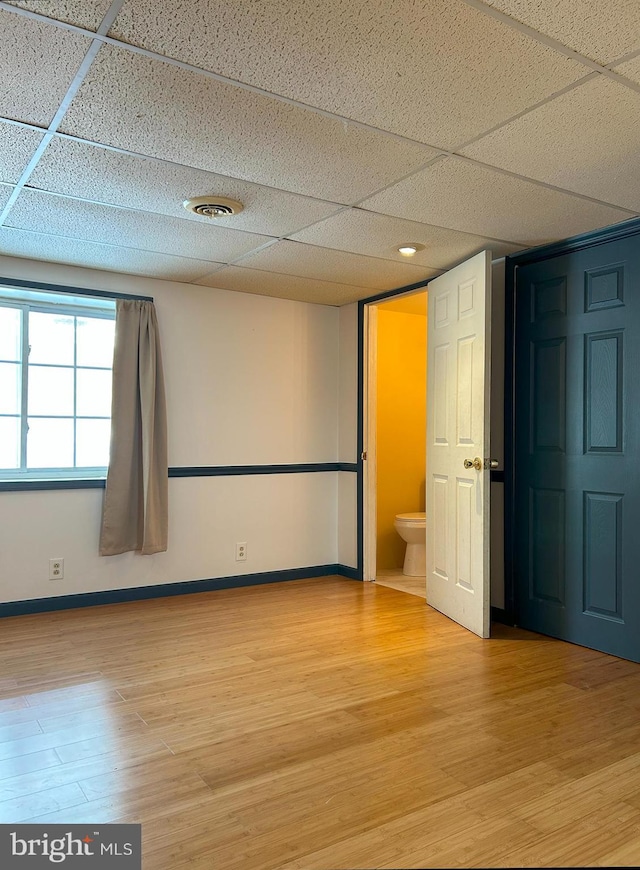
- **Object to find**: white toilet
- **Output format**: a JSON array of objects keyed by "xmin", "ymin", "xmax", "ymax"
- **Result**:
[{"xmin": 394, "ymin": 512, "xmax": 426, "ymax": 576}]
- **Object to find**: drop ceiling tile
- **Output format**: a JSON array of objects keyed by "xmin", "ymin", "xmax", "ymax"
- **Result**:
[
  {"xmin": 195, "ymin": 266, "xmax": 374, "ymax": 306},
  {"xmin": 476, "ymin": 0, "xmax": 640, "ymax": 64},
  {"xmin": 0, "ymin": 227, "xmax": 215, "ymax": 281},
  {"xmin": 0, "ymin": 123, "xmax": 44, "ymax": 184},
  {"xmin": 29, "ymin": 137, "xmax": 342, "ymax": 236},
  {"xmin": 5, "ymin": 0, "xmax": 113, "ymax": 31},
  {"xmin": 615, "ymin": 55, "xmax": 640, "ymax": 88},
  {"xmin": 238, "ymin": 240, "xmax": 439, "ymax": 291},
  {"xmin": 59, "ymin": 45, "xmax": 437, "ymax": 203},
  {"xmin": 6, "ymin": 189, "xmax": 271, "ymax": 262},
  {"xmin": 361, "ymin": 157, "xmax": 633, "ymax": 247},
  {"xmin": 0, "ymin": 9, "xmax": 93, "ymax": 126},
  {"xmin": 289, "ymin": 208, "xmax": 523, "ymax": 269},
  {"xmin": 110, "ymin": 0, "xmax": 586, "ymax": 150},
  {"xmin": 460, "ymin": 77, "xmax": 640, "ymax": 212},
  {"xmin": 0, "ymin": 184, "xmax": 16, "ymax": 211}
]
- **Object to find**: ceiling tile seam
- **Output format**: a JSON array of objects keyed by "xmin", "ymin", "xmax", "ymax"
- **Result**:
[
  {"xmin": 449, "ymin": 154, "xmax": 640, "ymax": 216},
  {"xmin": 0, "ymin": 1, "xmax": 129, "ymax": 227},
  {"xmin": 0, "ymin": 1, "xmax": 98, "ymax": 36},
  {"xmin": 596, "ymin": 67, "xmax": 640, "ymax": 97},
  {"xmin": 96, "ymin": 0, "xmax": 128, "ymax": 35},
  {"xmin": 0, "ymin": 117, "xmax": 47, "ymax": 135},
  {"xmin": 5, "ymin": 92, "xmax": 633, "ymax": 227},
  {"xmin": 16, "ymin": 128, "xmax": 354, "ymax": 210},
  {"xmin": 215, "ymin": 237, "xmax": 456, "ymax": 278},
  {"xmin": 3, "ymin": 15, "xmax": 637, "ymax": 224},
  {"xmin": 20, "ymin": 182, "xmax": 350, "ymax": 239},
  {"xmin": 0, "ymin": 223, "xmax": 231, "ymax": 270},
  {"xmin": 15, "ymin": 185, "xmax": 283, "ymax": 243},
  {"xmin": 5, "ymin": 0, "xmax": 640, "ymax": 147},
  {"xmin": 87, "ymin": 34, "xmax": 453, "ymax": 155},
  {"xmin": 191, "ymin": 262, "xmax": 426, "ymax": 293},
  {"xmin": 452, "ymin": 73, "xmax": 599, "ymax": 153},
  {"xmin": 607, "ymin": 47, "xmax": 640, "ymax": 68},
  {"xmin": 460, "ymin": 0, "xmax": 624, "ymax": 73},
  {"xmin": 345, "ymin": 155, "xmax": 450, "ymax": 210},
  {"xmin": 13, "ymin": 186, "xmax": 413, "ymax": 266},
  {"xmin": 461, "ymin": 0, "xmax": 640, "ymax": 98},
  {"xmin": 349, "ymin": 207, "xmax": 530, "ymax": 250},
  {"xmin": 0, "ymin": 135, "xmax": 55, "ymax": 226},
  {"xmin": 94, "ymin": 31, "xmax": 640, "ymax": 148}
]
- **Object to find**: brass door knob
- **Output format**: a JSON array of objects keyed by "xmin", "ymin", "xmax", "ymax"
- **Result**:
[{"xmin": 463, "ymin": 457, "xmax": 482, "ymax": 471}]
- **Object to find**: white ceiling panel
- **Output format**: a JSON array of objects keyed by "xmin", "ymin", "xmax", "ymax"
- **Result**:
[
  {"xmin": 0, "ymin": 122, "xmax": 44, "ymax": 184},
  {"xmin": 460, "ymin": 77, "xmax": 640, "ymax": 212},
  {"xmin": 361, "ymin": 157, "xmax": 634, "ymax": 246},
  {"xmin": 476, "ymin": 0, "xmax": 640, "ymax": 64},
  {"xmin": 195, "ymin": 265, "xmax": 375, "ymax": 307},
  {"xmin": 0, "ymin": 184, "xmax": 15, "ymax": 212},
  {"xmin": 0, "ymin": 226, "xmax": 216, "ymax": 281},
  {"xmin": 0, "ymin": 9, "xmax": 93, "ymax": 126},
  {"xmin": 28, "ymin": 137, "xmax": 342, "ymax": 236},
  {"xmin": 110, "ymin": 0, "xmax": 586, "ymax": 150},
  {"xmin": 0, "ymin": 0, "xmax": 639, "ymax": 304},
  {"xmin": 289, "ymin": 207, "xmax": 523, "ymax": 269},
  {"xmin": 5, "ymin": 0, "xmax": 114, "ymax": 31},
  {"xmin": 237, "ymin": 240, "xmax": 439, "ymax": 291},
  {"xmin": 615, "ymin": 55, "xmax": 640, "ymax": 88},
  {"xmin": 59, "ymin": 45, "xmax": 438, "ymax": 203},
  {"xmin": 6, "ymin": 189, "xmax": 271, "ymax": 262}
]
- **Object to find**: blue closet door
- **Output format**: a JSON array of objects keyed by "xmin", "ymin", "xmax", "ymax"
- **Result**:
[{"xmin": 514, "ymin": 238, "xmax": 640, "ymax": 662}]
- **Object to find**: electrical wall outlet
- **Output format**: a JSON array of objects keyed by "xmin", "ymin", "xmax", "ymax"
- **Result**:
[
  {"xmin": 235, "ymin": 542, "xmax": 247, "ymax": 562},
  {"xmin": 49, "ymin": 558, "xmax": 64, "ymax": 580}
]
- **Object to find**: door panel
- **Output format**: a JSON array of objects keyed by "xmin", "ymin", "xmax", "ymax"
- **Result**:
[
  {"xmin": 514, "ymin": 238, "xmax": 640, "ymax": 661},
  {"xmin": 427, "ymin": 251, "xmax": 491, "ymax": 637}
]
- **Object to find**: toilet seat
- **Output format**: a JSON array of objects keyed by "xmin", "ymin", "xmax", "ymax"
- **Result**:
[{"xmin": 395, "ymin": 512, "xmax": 426, "ymax": 524}]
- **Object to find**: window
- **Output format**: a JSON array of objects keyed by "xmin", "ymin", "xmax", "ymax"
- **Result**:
[{"xmin": 0, "ymin": 286, "xmax": 116, "ymax": 480}]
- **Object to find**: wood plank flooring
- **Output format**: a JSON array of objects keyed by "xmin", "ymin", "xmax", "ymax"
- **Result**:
[{"xmin": 1, "ymin": 576, "xmax": 640, "ymax": 868}]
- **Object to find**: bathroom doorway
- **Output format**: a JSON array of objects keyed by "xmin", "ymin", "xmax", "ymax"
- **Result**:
[
  {"xmin": 363, "ymin": 288, "xmax": 428, "ymax": 599},
  {"xmin": 361, "ymin": 256, "xmax": 507, "ymax": 619}
]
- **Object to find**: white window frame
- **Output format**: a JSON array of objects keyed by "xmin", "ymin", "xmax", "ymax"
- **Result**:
[{"xmin": 0, "ymin": 286, "xmax": 116, "ymax": 481}]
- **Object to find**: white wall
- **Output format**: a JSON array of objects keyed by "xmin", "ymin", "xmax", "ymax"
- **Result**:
[
  {"xmin": 0, "ymin": 256, "xmax": 341, "ymax": 603},
  {"xmin": 337, "ymin": 303, "xmax": 358, "ymax": 569}
]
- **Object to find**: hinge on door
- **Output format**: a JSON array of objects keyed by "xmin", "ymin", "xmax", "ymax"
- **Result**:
[{"xmin": 361, "ymin": 451, "xmax": 367, "ymax": 460}]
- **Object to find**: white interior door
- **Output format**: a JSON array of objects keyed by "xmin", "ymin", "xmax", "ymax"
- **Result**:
[{"xmin": 426, "ymin": 251, "xmax": 491, "ymax": 637}]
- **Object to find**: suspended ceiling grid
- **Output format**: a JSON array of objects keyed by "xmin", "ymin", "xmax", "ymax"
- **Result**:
[{"xmin": 0, "ymin": 0, "xmax": 639, "ymax": 305}]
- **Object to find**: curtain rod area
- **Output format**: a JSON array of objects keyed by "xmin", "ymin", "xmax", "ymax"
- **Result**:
[{"xmin": 0, "ymin": 275, "xmax": 154, "ymax": 302}]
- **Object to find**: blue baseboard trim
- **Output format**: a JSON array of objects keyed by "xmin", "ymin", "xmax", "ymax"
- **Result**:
[{"xmin": 0, "ymin": 564, "xmax": 360, "ymax": 617}]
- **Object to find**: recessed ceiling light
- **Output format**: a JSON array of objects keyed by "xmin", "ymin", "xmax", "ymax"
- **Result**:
[
  {"xmin": 397, "ymin": 243, "xmax": 425, "ymax": 256},
  {"xmin": 183, "ymin": 195, "xmax": 244, "ymax": 218}
]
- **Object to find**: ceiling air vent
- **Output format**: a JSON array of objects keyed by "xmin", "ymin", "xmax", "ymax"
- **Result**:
[{"xmin": 182, "ymin": 196, "xmax": 244, "ymax": 218}]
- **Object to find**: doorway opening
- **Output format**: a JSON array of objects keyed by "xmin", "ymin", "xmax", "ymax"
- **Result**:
[
  {"xmin": 359, "ymin": 253, "xmax": 507, "ymax": 635},
  {"xmin": 363, "ymin": 288, "xmax": 428, "ymax": 600}
]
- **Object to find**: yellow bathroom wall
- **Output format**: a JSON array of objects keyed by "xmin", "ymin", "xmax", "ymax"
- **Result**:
[{"xmin": 376, "ymin": 303, "xmax": 427, "ymax": 571}]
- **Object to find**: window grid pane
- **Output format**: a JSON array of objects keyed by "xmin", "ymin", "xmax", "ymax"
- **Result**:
[
  {"xmin": 0, "ymin": 416, "xmax": 20, "ymax": 469},
  {"xmin": 1, "ymin": 301, "xmax": 114, "ymax": 478},
  {"xmin": 0, "ymin": 306, "xmax": 22, "ymax": 362}
]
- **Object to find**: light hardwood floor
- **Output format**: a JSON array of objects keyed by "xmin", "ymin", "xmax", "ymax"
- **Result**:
[{"xmin": 1, "ymin": 576, "xmax": 640, "ymax": 868}]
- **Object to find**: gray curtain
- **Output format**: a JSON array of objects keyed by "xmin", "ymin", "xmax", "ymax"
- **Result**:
[{"xmin": 100, "ymin": 299, "xmax": 168, "ymax": 556}]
